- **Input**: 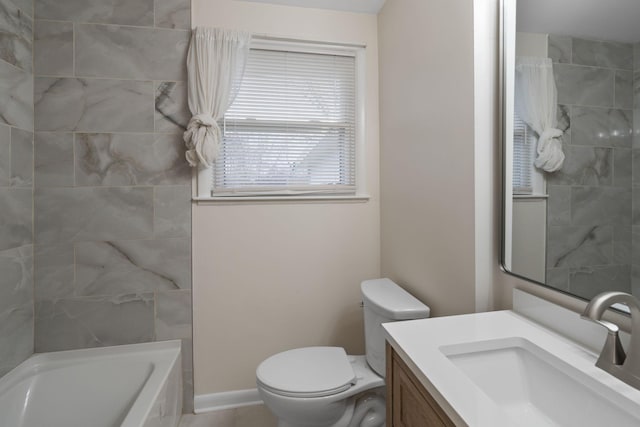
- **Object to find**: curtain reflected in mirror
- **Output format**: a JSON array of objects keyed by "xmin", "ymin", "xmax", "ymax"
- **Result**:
[{"xmin": 502, "ymin": 0, "xmax": 640, "ymax": 302}]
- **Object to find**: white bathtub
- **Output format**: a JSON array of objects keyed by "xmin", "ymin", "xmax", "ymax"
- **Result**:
[{"xmin": 0, "ymin": 340, "xmax": 182, "ymax": 427}]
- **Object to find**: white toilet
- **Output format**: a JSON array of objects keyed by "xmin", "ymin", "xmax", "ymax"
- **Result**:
[{"xmin": 256, "ymin": 278, "xmax": 431, "ymax": 427}]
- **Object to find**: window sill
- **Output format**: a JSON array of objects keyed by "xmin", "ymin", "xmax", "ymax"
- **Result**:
[{"xmin": 193, "ymin": 194, "xmax": 371, "ymax": 205}]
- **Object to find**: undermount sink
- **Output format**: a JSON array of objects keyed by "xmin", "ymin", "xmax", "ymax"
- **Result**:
[{"xmin": 441, "ymin": 337, "xmax": 640, "ymax": 426}]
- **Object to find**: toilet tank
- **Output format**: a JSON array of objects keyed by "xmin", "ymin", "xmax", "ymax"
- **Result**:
[{"xmin": 361, "ymin": 278, "xmax": 430, "ymax": 377}]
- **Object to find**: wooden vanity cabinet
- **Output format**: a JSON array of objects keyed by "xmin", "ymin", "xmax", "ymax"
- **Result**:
[{"xmin": 386, "ymin": 343, "xmax": 456, "ymax": 427}]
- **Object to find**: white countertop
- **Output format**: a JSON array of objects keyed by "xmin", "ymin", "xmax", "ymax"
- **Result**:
[{"xmin": 383, "ymin": 310, "xmax": 640, "ymax": 427}]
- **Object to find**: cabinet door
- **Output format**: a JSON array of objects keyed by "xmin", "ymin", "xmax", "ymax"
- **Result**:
[{"xmin": 387, "ymin": 344, "xmax": 456, "ymax": 427}]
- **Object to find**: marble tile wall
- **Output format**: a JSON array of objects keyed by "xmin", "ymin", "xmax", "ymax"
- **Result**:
[
  {"xmin": 633, "ymin": 41, "xmax": 640, "ymax": 297},
  {"xmin": 0, "ymin": 0, "xmax": 34, "ymax": 378},
  {"xmin": 547, "ymin": 35, "xmax": 634, "ymax": 300},
  {"xmin": 31, "ymin": 0, "xmax": 193, "ymax": 411}
]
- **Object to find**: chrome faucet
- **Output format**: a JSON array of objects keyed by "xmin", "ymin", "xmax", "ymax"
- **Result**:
[{"xmin": 582, "ymin": 291, "xmax": 640, "ymax": 390}]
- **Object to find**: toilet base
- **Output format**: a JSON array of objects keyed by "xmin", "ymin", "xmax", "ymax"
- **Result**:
[{"xmin": 273, "ymin": 388, "xmax": 385, "ymax": 427}]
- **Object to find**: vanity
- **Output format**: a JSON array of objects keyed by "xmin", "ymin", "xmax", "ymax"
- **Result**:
[{"xmin": 383, "ymin": 291, "xmax": 640, "ymax": 427}]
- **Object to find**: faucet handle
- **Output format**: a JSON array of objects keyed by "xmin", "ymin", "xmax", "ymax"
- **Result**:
[
  {"xmin": 580, "ymin": 316, "xmax": 627, "ymax": 366},
  {"xmin": 599, "ymin": 325, "xmax": 627, "ymax": 366}
]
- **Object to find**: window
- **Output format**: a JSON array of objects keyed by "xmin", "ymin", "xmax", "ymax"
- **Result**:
[
  {"xmin": 211, "ymin": 40, "xmax": 363, "ymax": 198},
  {"xmin": 512, "ymin": 114, "xmax": 537, "ymax": 195}
]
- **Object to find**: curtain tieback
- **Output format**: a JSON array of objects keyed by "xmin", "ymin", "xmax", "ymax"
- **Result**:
[
  {"xmin": 534, "ymin": 127, "xmax": 564, "ymax": 173},
  {"xmin": 183, "ymin": 114, "xmax": 222, "ymax": 168}
]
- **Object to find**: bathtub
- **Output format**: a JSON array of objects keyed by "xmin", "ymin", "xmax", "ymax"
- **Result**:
[{"xmin": 0, "ymin": 340, "xmax": 182, "ymax": 427}]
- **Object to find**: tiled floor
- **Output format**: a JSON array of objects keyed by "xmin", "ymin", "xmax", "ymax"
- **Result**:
[{"xmin": 179, "ymin": 405, "xmax": 278, "ymax": 427}]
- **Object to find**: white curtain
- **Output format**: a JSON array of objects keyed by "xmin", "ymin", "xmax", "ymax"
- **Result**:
[
  {"xmin": 183, "ymin": 27, "xmax": 251, "ymax": 168},
  {"xmin": 514, "ymin": 57, "xmax": 564, "ymax": 172}
]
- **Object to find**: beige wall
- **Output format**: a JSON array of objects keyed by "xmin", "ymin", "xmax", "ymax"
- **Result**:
[
  {"xmin": 191, "ymin": 0, "xmax": 380, "ymax": 395},
  {"xmin": 378, "ymin": 0, "xmax": 478, "ymax": 316}
]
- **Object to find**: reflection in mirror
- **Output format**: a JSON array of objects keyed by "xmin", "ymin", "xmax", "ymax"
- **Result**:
[{"xmin": 502, "ymin": 0, "xmax": 640, "ymax": 301}]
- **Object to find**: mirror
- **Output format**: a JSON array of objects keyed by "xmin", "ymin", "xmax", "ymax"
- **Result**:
[{"xmin": 502, "ymin": 0, "xmax": 640, "ymax": 302}]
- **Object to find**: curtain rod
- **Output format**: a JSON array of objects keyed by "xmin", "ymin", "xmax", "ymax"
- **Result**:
[{"xmin": 251, "ymin": 33, "xmax": 366, "ymax": 49}]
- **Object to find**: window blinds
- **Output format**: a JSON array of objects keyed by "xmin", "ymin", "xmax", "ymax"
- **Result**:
[
  {"xmin": 214, "ymin": 48, "xmax": 357, "ymax": 196},
  {"xmin": 512, "ymin": 114, "xmax": 535, "ymax": 194}
]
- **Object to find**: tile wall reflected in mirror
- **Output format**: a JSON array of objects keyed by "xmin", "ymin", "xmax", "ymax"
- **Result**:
[{"xmin": 503, "ymin": 0, "xmax": 640, "ymax": 302}]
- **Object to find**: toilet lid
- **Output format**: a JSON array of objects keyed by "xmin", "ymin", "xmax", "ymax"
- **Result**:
[{"xmin": 256, "ymin": 347, "xmax": 356, "ymax": 398}]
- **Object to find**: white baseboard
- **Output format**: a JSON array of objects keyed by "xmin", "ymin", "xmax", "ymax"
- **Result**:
[{"xmin": 194, "ymin": 388, "xmax": 263, "ymax": 413}]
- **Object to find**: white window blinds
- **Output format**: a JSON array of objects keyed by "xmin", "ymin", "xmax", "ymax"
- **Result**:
[
  {"xmin": 512, "ymin": 114, "xmax": 536, "ymax": 194},
  {"xmin": 214, "ymin": 46, "xmax": 357, "ymax": 196}
]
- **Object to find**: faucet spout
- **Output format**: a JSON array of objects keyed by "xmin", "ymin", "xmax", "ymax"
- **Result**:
[{"xmin": 582, "ymin": 292, "xmax": 640, "ymax": 390}]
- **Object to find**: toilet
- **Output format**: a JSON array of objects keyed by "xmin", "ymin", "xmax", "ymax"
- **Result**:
[{"xmin": 256, "ymin": 278, "xmax": 431, "ymax": 427}]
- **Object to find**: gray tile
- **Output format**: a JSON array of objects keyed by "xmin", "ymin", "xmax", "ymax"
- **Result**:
[
  {"xmin": 74, "ymin": 133, "xmax": 190, "ymax": 187},
  {"xmin": 0, "ymin": 245, "xmax": 33, "ymax": 314},
  {"xmin": 572, "ymin": 38, "xmax": 633, "ymax": 70},
  {"xmin": 547, "ymin": 225, "xmax": 612, "ymax": 268},
  {"xmin": 0, "ymin": 59, "xmax": 33, "ymax": 130},
  {"xmin": 34, "ymin": 20, "xmax": 73, "ymax": 77},
  {"xmin": 635, "ymin": 110, "xmax": 640, "ymax": 148},
  {"xmin": 633, "ymin": 226, "xmax": 640, "ymax": 265},
  {"xmin": 632, "ymin": 150, "xmax": 640, "ymax": 186},
  {"xmin": 569, "ymin": 265, "xmax": 631, "ymax": 300},
  {"xmin": 571, "ymin": 107, "xmax": 632, "ymax": 148},
  {"xmin": 557, "ymin": 104, "xmax": 571, "ymax": 135},
  {"xmin": 34, "ymin": 0, "xmax": 154, "ymax": 26},
  {"xmin": 635, "ymin": 71, "xmax": 640, "ymax": 110},
  {"xmin": 155, "ymin": 289, "xmax": 191, "ymax": 340},
  {"xmin": 546, "ymin": 268, "xmax": 569, "ymax": 291},
  {"xmin": 156, "ymin": 81, "xmax": 190, "ymax": 133},
  {"xmin": 75, "ymin": 24, "xmax": 189, "ymax": 81},
  {"xmin": 155, "ymin": 0, "xmax": 190, "ymax": 29},
  {"xmin": 75, "ymin": 238, "xmax": 191, "ymax": 296},
  {"xmin": 632, "ymin": 265, "xmax": 640, "ymax": 299},
  {"xmin": 154, "ymin": 186, "xmax": 191, "ymax": 238},
  {"xmin": 34, "ymin": 132, "xmax": 74, "ymax": 187},
  {"xmin": 0, "ymin": 188, "xmax": 32, "ymax": 251},
  {"xmin": 182, "ymin": 370, "xmax": 194, "ymax": 415},
  {"xmin": 572, "ymin": 186, "xmax": 631, "ymax": 226},
  {"xmin": 0, "ymin": 0, "xmax": 33, "ymax": 72},
  {"xmin": 0, "ymin": 124, "xmax": 10, "ymax": 185},
  {"xmin": 548, "ymin": 35, "xmax": 571, "ymax": 64},
  {"xmin": 613, "ymin": 148, "xmax": 632, "ymax": 187},
  {"xmin": 34, "ymin": 187, "xmax": 153, "ymax": 245},
  {"xmin": 635, "ymin": 43, "xmax": 640, "ymax": 70},
  {"xmin": 180, "ymin": 338, "xmax": 193, "ymax": 412},
  {"xmin": 615, "ymin": 71, "xmax": 633, "ymax": 109},
  {"xmin": 10, "ymin": 127, "xmax": 32, "ymax": 187},
  {"xmin": 34, "ymin": 243, "xmax": 75, "ymax": 300},
  {"xmin": 546, "ymin": 145, "xmax": 611, "ymax": 186},
  {"xmin": 35, "ymin": 77, "xmax": 154, "ymax": 132},
  {"xmin": 8, "ymin": 0, "xmax": 32, "ymax": 17},
  {"xmin": 34, "ymin": 293, "xmax": 155, "ymax": 352},
  {"xmin": 554, "ymin": 64, "xmax": 614, "ymax": 107},
  {"xmin": 547, "ymin": 185, "xmax": 571, "ymax": 226},
  {"xmin": 0, "ymin": 245, "xmax": 33, "ymax": 372},
  {"xmin": 634, "ymin": 188, "xmax": 640, "ymax": 225},
  {"xmin": 613, "ymin": 225, "xmax": 632, "ymax": 265}
]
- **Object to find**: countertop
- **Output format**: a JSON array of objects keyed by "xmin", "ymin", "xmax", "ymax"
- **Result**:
[{"xmin": 383, "ymin": 310, "xmax": 640, "ymax": 426}]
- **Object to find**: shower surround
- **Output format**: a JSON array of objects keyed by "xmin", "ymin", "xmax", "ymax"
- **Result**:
[
  {"xmin": 1, "ymin": 0, "xmax": 195, "ymax": 412},
  {"xmin": 0, "ymin": 0, "xmax": 35, "ymax": 378}
]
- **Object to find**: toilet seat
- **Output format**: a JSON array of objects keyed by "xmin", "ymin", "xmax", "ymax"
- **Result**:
[{"xmin": 256, "ymin": 347, "xmax": 356, "ymax": 398}]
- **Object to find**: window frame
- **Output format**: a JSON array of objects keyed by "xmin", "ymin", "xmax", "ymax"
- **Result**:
[
  {"xmin": 193, "ymin": 37, "xmax": 368, "ymax": 203},
  {"xmin": 512, "ymin": 113, "xmax": 545, "ymax": 197}
]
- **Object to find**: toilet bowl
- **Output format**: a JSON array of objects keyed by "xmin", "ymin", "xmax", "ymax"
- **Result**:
[{"xmin": 256, "ymin": 279, "xmax": 430, "ymax": 427}]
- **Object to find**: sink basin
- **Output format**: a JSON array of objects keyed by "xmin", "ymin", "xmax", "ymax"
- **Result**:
[{"xmin": 441, "ymin": 337, "xmax": 640, "ymax": 426}]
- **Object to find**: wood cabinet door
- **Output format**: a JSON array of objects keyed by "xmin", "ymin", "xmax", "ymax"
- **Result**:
[{"xmin": 387, "ymin": 344, "xmax": 456, "ymax": 427}]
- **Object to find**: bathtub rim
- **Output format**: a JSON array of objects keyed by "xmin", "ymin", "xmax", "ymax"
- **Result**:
[{"xmin": 0, "ymin": 340, "xmax": 183, "ymax": 427}]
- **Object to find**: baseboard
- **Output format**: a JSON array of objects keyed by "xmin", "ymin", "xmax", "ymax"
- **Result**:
[{"xmin": 193, "ymin": 388, "xmax": 263, "ymax": 413}]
